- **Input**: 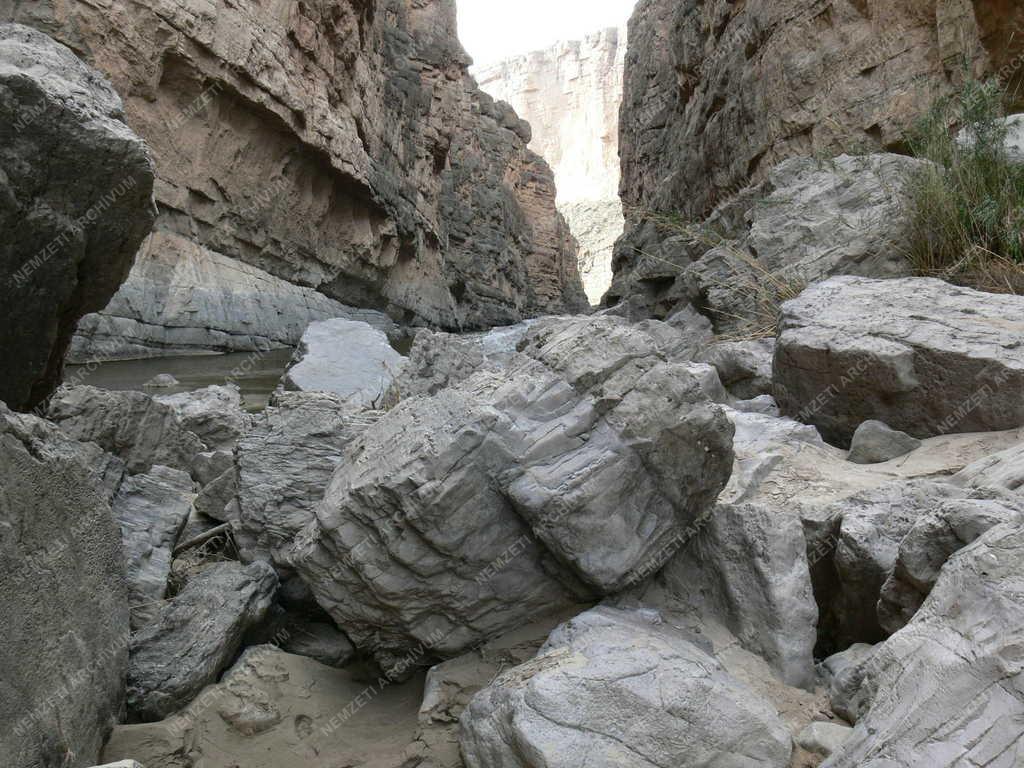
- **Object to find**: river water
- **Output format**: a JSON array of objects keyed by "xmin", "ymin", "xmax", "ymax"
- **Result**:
[{"xmin": 63, "ymin": 348, "xmax": 296, "ymax": 412}]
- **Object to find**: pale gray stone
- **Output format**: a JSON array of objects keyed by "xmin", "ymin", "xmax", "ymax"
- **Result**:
[
  {"xmin": 280, "ymin": 621, "xmax": 355, "ymax": 669},
  {"xmin": 774, "ymin": 276, "xmax": 1024, "ymax": 445},
  {"xmin": 154, "ymin": 384, "xmax": 252, "ymax": 451},
  {"xmin": 699, "ymin": 339, "xmax": 775, "ymax": 399},
  {"xmin": 144, "ymin": 374, "xmax": 179, "ymax": 388},
  {"xmin": 0, "ymin": 403, "xmax": 129, "ymax": 766},
  {"xmin": 797, "ymin": 722, "xmax": 853, "ymax": 757},
  {"xmin": 459, "ymin": 606, "xmax": 793, "ymax": 768},
  {"xmin": 281, "ymin": 319, "xmax": 407, "ymax": 408},
  {"xmin": 128, "ymin": 561, "xmax": 277, "ymax": 722},
  {"xmin": 819, "ymin": 643, "xmax": 877, "ymax": 724},
  {"xmin": 46, "ymin": 385, "xmax": 205, "ymax": 474},
  {"xmin": 847, "ymin": 420, "xmax": 922, "ymax": 464},
  {"xmin": 0, "ymin": 23, "xmax": 155, "ymax": 410},
  {"xmin": 114, "ymin": 464, "xmax": 195, "ymax": 629},
  {"xmin": 823, "ymin": 521, "xmax": 1024, "ymax": 767},
  {"xmin": 954, "ymin": 441, "xmax": 1024, "ymax": 496}
]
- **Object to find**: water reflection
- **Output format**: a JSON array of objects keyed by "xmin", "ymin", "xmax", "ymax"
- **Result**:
[{"xmin": 63, "ymin": 348, "xmax": 296, "ymax": 412}]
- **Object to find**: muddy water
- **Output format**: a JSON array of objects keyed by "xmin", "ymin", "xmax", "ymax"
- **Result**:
[{"xmin": 62, "ymin": 348, "xmax": 296, "ymax": 412}]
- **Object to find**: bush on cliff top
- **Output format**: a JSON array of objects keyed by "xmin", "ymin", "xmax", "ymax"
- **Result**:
[{"xmin": 905, "ymin": 78, "xmax": 1024, "ymax": 293}]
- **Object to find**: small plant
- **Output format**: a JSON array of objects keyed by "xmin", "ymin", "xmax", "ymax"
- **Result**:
[{"xmin": 904, "ymin": 78, "xmax": 1024, "ymax": 292}]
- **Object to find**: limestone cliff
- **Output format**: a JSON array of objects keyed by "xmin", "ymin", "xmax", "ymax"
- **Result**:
[
  {"xmin": 475, "ymin": 27, "xmax": 626, "ymax": 304},
  {"xmin": 609, "ymin": 0, "xmax": 1023, "ymax": 312},
  {"xmin": 2, "ymin": 0, "xmax": 586, "ymax": 359}
]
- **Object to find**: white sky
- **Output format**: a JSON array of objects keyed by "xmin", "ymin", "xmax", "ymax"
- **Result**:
[{"xmin": 457, "ymin": 0, "xmax": 636, "ymax": 68}]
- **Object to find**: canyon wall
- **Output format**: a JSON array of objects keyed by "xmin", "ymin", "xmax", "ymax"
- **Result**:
[
  {"xmin": 475, "ymin": 27, "xmax": 626, "ymax": 304},
  {"xmin": 609, "ymin": 0, "xmax": 1024, "ymax": 313},
  {"xmin": 1, "ymin": 0, "xmax": 586, "ymax": 360}
]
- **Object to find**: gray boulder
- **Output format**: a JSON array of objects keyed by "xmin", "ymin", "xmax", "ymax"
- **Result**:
[
  {"xmin": 823, "ymin": 521, "xmax": 1024, "ymax": 767},
  {"xmin": 0, "ymin": 23, "xmax": 155, "ymax": 411},
  {"xmin": 459, "ymin": 606, "xmax": 793, "ymax": 768},
  {"xmin": 877, "ymin": 492, "xmax": 1023, "ymax": 634},
  {"xmin": 279, "ymin": 620, "xmax": 355, "ymax": 669},
  {"xmin": 46, "ymin": 386, "xmax": 205, "ymax": 474},
  {"xmin": 193, "ymin": 466, "xmax": 237, "ymax": 522},
  {"xmin": 143, "ymin": 374, "xmax": 179, "ymax": 389},
  {"xmin": 819, "ymin": 643, "xmax": 877, "ymax": 724},
  {"xmin": 127, "ymin": 561, "xmax": 277, "ymax": 722},
  {"xmin": 0, "ymin": 403, "xmax": 129, "ymax": 766},
  {"xmin": 775, "ymin": 276, "xmax": 1024, "ymax": 445},
  {"xmin": 796, "ymin": 722, "xmax": 853, "ymax": 758},
  {"xmin": 293, "ymin": 316, "xmax": 734, "ymax": 668},
  {"xmin": 698, "ymin": 339, "xmax": 775, "ymax": 399},
  {"xmin": 653, "ymin": 501, "xmax": 818, "ymax": 689},
  {"xmin": 114, "ymin": 464, "xmax": 195, "ymax": 629},
  {"xmin": 154, "ymin": 384, "xmax": 252, "ymax": 451},
  {"xmin": 281, "ymin": 319, "xmax": 406, "ymax": 408},
  {"xmin": 847, "ymin": 420, "xmax": 922, "ymax": 464}
]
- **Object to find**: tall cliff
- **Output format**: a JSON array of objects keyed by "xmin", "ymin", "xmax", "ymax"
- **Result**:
[
  {"xmin": 475, "ymin": 27, "xmax": 626, "ymax": 305},
  {"xmin": 609, "ymin": 0, "xmax": 1023, "ymax": 312},
  {"xmin": 2, "ymin": 0, "xmax": 586, "ymax": 359}
]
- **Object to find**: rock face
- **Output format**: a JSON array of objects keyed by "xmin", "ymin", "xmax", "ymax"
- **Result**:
[
  {"xmin": 5, "ymin": 0, "xmax": 585, "ymax": 359},
  {"xmin": 68, "ymin": 234, "xmax": 397, "ymax": 361},
  {"xmin": 46, "ymin": 386, "xmax": 205, "ymax": 474},
  {"xmin": 612, "ymin": 0, "xmax": 1018, "ymax": 311},
  {"xmin": 954, "ymin": 441, "xmax": 1024, "ymax": 496},
  {"xmin": 775, "ymin": 277, "xmax": 1024, "ymax": 445},
  {"xmin": 475, "ymin": 27, "xmax": 627, "ymax": 304},
  {"xmin": 0, "ymin": 403, "xmax": 129, "ymax": 766},
  {"xmin": 0, "ymin": 23, "xmax": 155, "ymax": 410},
  {"xmin": 281, "ymin": 319, "xmax": 406, "ymax": 408},
  {"xmin": 114, "ymin": 465, "xmax": 195, "ymax": 629},
  {"xmin": 459, "ymin": 606, "xmax": 793, "ymax": 768},
  {"xmin": 292, "ymin": 315, "xmax": 734, "ymax": 669},
  {"xmin": 127, "ymin": 561, "xmax": 277, "ymax": 722},
  {"xmin": 823, "ymin": 521, "xmax": 1024, "ymax": 767}
]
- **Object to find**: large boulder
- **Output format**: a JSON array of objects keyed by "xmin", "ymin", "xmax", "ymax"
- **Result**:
[
  {"xmin": 775, "ymin": 277, "xmax": 1024, "ymax": 445},
  {"xmin": 459, "ymin": 606, "xmax": 793, "ymax": 768},
  {"xmin": 823, "ymin": 521, "xmax": 1024, "ymax": 767},
  {"xmin": 46, "ymin": 386, "xmax": 205, "ymax": 474},
  {"xmin": 292, "ymin": 315, "xmax": 734, "ymax": 669},
  {"xmin": 154, "ymin": 384, "xmax": 252, "ymax": 451},
  {"xmin": 0, "ymin": 23, "xmax": 155, "ymax": 411},
  {"xmin": 652, "ymin": 501, "xmax": 818, "ymax": 689},
  {"xmin": 127, "ymin": 561, "xmax": 277, "ymax": 722},
  {"xmin": 0, "ymin": 403, "xmax": 129, "ymax": 766},
  {"xmin": 280, "ymin": 319, "xmax": 407, "ymax": 408},
  {"xmin": 114, "ymin": 464, "xmax": 195, "ymax": 629}
]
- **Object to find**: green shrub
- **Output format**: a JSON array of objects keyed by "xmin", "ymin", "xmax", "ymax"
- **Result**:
[{"xmin": 905, "ymin": 79, "xmax": 1024, "ymax": 292}]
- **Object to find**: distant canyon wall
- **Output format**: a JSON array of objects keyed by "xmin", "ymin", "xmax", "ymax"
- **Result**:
[
  {"xmin": 2, "ymin": 0, "xmax": 586, "ymax": 360},
  {"xmin": 609, "ymin": 0, "xmax": 1024, "ymax": 312},
  {"xmin": 475, "ymin": 27, "xmax": 627, "ymax": 304}
]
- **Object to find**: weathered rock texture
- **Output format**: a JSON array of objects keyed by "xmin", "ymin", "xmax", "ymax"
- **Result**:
[
  {"xmin": 292, "ymin": 315, "xmax": 734, "ymax": 669},
  {"xmin": 0, "ymin": 23, "xmax": 155, "ymax": 410},
  {"xmin": 476, "ymin": 27, "xmax": 626, "ymax": 304},
  {"xmin": 611, "ymin": 0, "xmax": 1021, "ymax": 311},
  {"xmin": 775, "ymin": 276, "xmax": 1024, "ymax": 446},
  {"xmin": 4, "ymin": 0, "xmax": 586, "ymax": 359},
  {"xmin": 0, "ymin": 403, "xmax": 129, "ymax": 767}
]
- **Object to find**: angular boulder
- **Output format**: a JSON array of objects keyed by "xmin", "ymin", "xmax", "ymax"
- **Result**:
[
  {"xmin": 846, "ymin": 420, "xmax": 922, "ymax": 465},
  {"xmin": 698, "ymin": 339, "xmax": 775, "ymax": 400},
  {"xmin": 459, "ymin": 606, "xmax": 793, "ymax": 768},
  {"xmin": 823, "ymin": 521, "xmax": 1024, "ymax": 767},
  {"xmin": 775, "ymin": 277, "xmax": 1024, "ymax": 445},
  {"xmin": 114, "ymin": 464, "xmax": 195, "ymax": 629},
  {"xmin": 653, "ymin": 501, "xmax": 818, "ymax": 689},
  {"xmin": 0, "ymin": 23, "xmax": 155, "ymax": 411},
  {"xmin": 154, "ymin": 384, "xmax": 252, "ymax": 451},
  {"xmin": 292, "ymin": 316, "xmax": 734, "ymax": 668},
  {"xmin": 0, "ymin": 403, "xmax": 129, "ymax": 766},
  {"xmin": 127, "ymin": 561, "xmax": 277, "ymax": 722},
  {"xmin": 46, "ymin": 386, "xmax": 205, "ymax": 474},
  {"xmin": 281, "ymin": 319, "xmax": 407, "ymax": 408}
]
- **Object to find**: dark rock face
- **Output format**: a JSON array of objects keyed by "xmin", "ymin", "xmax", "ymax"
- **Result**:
[
  {"xmin": 0, "ymin": 402, "xmax": 130, "ymax": 766},
  {"xmin": 3, "ymin": 0, "xmax": 586, "ymax": 361},
  {"xmin": 610, "ymin": 0, "xmax": 1017, "ymax": 314},
  {"xmin": 0, "ymin": 23, "xmax": 155, "ymax": 410}
]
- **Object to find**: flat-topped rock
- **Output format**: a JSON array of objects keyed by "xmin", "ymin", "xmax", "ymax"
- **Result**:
[{"xmin": 775, "ymin": 277, "xmax": 1024, "ymax": 445}]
